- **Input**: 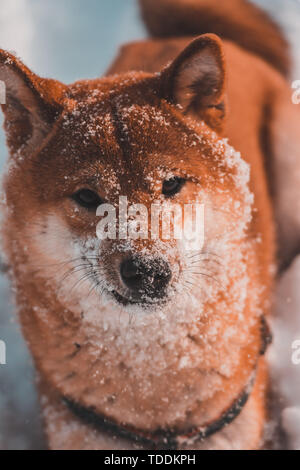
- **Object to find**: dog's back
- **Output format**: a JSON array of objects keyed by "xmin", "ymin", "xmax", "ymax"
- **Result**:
[{"xmin": 139, "ymin": 0, "xmax": 290, "ymax": 76}]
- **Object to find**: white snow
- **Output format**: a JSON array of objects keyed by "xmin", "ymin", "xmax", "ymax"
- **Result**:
[
  {"xmin": 267, "ymin": 255, "xmax": 300, "ymax": 449},
  {"xmin": 282, "ymin": 407, "xmax": 300, "ymax": 449}
]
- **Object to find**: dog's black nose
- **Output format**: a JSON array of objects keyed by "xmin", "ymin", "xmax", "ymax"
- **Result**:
[{"xmin": 120, "ymin": 256, "xmax": 171, "ymax": 300}]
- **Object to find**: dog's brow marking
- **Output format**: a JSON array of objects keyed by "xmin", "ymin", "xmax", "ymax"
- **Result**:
[{"xmin": 110, "ymin": 99, "xmax": 134, "ymax": 172}]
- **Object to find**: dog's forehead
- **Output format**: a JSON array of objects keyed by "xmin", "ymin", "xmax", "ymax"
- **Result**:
[
  {"xmin": 66, "ymin": 74, "xmax": 205, "ymax": 152},
  {"xmin": 70, "ymin": 94, "xmax": 179, "ymax": 147},
  {"xmin": 63, "ymin": 87, "xmax": 195, "ymax": 172},
  {"xmin": 55, "ymin": 77, "xmax": 231, "ymax": 193}
]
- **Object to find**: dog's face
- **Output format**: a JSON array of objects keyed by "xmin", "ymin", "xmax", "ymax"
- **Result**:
[{"xmin": 1, "ymin": 35, "xmax": 264, "ymax": 433}]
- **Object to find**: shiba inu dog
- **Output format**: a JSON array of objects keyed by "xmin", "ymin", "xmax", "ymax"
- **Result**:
[{"xmin": 1, "ymin": 0, "xmax": 300, "ymax": 450}]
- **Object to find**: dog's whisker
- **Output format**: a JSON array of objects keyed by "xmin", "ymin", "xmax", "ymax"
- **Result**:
[
  {"xmin": 187, "ymin": 255, "xmax": 222, "ymax": 263},
  {"xmin": 183, "ymin": 264, "xmax": 219, "ymax": 275},
  {"xmin": 187, "ymin": 272, "xmax": 221, "ymax": 286},
  {"xmin": 55, "ymin": 264, "xmax": 93, "ymax": 285},
  {"xmin": 67, "ymin": 271, "xmax": 98, "ymax": 295},
  {"xmin": 188, "ymin": 259, "xmax": 223, "ymax": 269},
  {"xmin": 31, "ymin": 257, "xmax": 86, "ymax": 269},
  {"xmin": 187, "ymin": 250, "xmax": 222, "ymax": 260}
]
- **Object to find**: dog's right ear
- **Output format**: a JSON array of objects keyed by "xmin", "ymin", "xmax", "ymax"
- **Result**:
[
  {"xmin": 0, "ymin": 50, "xmax": 67, "ymax": 154},
  {"xmin": 159, "ymin": 34, "xmax": 226, "ymax": 133}
]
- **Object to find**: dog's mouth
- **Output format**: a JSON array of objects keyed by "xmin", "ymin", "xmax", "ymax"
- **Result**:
[
  {"xmin": 111, "ymin": 290, "xmax": 141, "ymax": 306},
  {"xmin": 110, "ymin": 289, "xmax": 168, "ymax": 308}
]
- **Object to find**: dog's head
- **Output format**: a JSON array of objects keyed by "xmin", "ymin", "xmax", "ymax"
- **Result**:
[{"xmin": 0, "ymin": 35, "xmax": 264, "ymax": 434}]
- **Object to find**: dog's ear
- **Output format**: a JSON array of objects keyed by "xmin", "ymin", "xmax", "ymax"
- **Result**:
[
  {"xmin": 0, "ymin": 50, "xmax": 67, "ymax": 154},
  {"xmin": 160, "ymin": 34, "xmax": 226, "ymax": 132}
]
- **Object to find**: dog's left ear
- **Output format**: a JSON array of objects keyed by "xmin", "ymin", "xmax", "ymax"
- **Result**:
[
  {"xmin": 160, "ymin": 34, "xmax": 226, "ymax": 133},
  {"xmin": 0, "ymin": 50, "xmax": 67, "ymax": 155}
]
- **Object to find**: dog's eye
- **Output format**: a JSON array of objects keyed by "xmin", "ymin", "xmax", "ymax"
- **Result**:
[
  {"xmin": 72, "ymin": 189, "xmax": 103, "ymax": 210},
  {"xmin": 162, "ymin": 177, "xmax": 186, "ymax": 197}
]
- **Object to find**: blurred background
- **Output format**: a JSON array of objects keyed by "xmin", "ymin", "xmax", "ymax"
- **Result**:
[{"xmin": 0, "ymin": 0, "xmax": 299, "ymax": 450}]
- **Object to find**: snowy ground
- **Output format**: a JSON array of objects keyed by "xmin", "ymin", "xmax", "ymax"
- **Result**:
[{"xmin": 0, "ymin": 0, "xmax": 299, "ymax": 450}]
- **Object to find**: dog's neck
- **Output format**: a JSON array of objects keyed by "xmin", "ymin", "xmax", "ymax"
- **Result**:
[
  {"xmin": 40, "ymin": 358, "xmax": 267, "ymax": 450},
  {"xmin": 39, "ymin": 326, "xmax": 270, "ymax": 451},
  {"xmin": 62, "ymin": 370, "xmax": 255, "ymax": 449}
]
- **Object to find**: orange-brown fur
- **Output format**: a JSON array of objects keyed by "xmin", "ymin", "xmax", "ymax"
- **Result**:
[{"xmin": 1, "ymin": 0, "xmax": 299, "ymax": 450}]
